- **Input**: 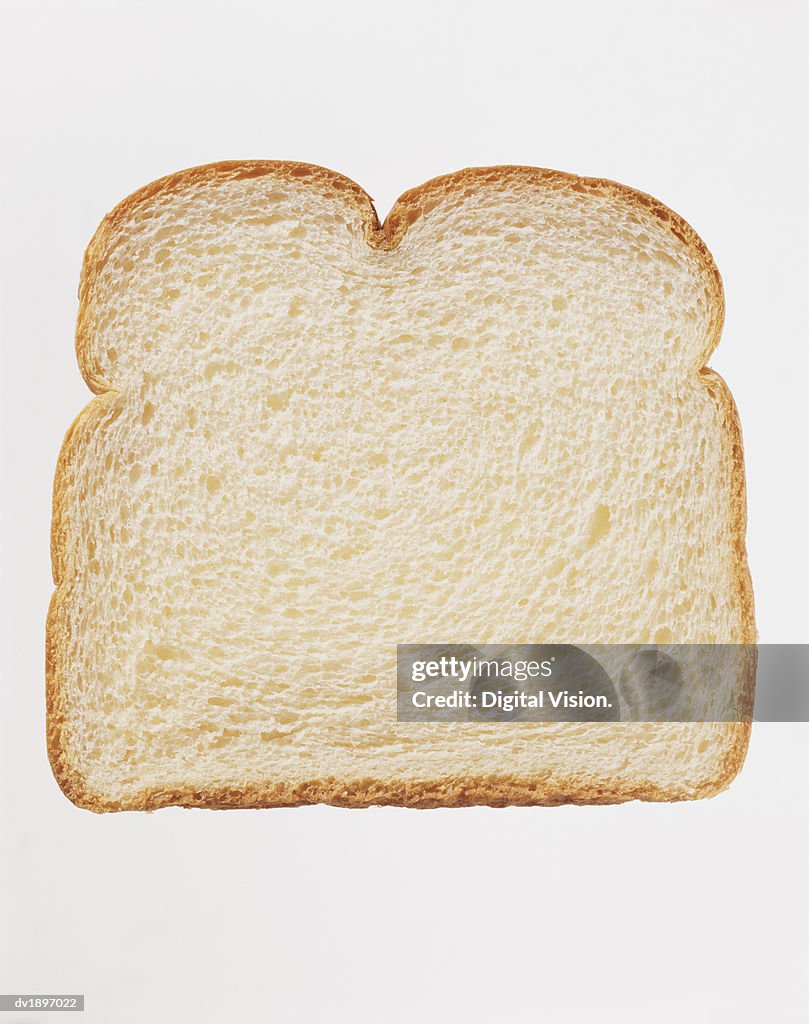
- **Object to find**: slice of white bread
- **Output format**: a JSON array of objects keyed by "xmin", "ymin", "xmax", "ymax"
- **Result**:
[{"xmin": 47, "ymin": 162, "xmax": 755, "ymax": 811}]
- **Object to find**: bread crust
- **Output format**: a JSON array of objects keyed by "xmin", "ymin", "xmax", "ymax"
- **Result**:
[
  {"xmin": 48, "ymin": 161, "xmax": 755, "ymax": 812},
  {"xmin": 49, "ymin": 755, "xmax": 753, "ymax": 814}
]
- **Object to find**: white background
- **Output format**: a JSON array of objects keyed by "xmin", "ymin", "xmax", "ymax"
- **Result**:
[{"xmin": 1, "ymin": 2, "xmax": 807, "ymax": 1021}]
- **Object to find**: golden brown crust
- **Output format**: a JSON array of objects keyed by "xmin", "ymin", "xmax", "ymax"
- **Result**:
[
  {"xmin": 47, "ymin": 393, "xmax": 124, "ymax": 808},
  {"xmin": 56, "ymin": 760, "xmax": 749, "ymax": 814},
  {"xmin": 689, "ymin": 367, "xmax": 757, "ymax": 790},
  {"xmin": 50, "ymin": 161, "xmax": 755, "ymax": 812}
]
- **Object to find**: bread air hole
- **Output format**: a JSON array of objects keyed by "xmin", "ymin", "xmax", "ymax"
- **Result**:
[
  {"xmin": 587, "ymin": 503, "xmax": 611, "ymax": 545},
  {"xmin": 204, "ymin": 361, "xmax": 227, "ymax": 380},
  {"xmin": 266, "ymin": 392, "xmax": 289, "ymax": 411}
]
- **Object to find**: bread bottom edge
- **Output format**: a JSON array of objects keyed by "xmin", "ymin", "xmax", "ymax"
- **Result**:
[{"xmin": 52, "ymin": 737, "xmax": 751, "ymax": 812}]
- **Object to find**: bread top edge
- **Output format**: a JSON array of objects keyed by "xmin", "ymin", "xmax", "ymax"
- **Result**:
[{"xmin": 75, "ymin": 160, "xmax": 725, "ymax": 391}]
